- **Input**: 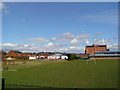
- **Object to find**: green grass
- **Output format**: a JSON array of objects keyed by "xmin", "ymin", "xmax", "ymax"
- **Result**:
[{"xmin": 2, "ymin": 59, "xmax": 118, "ymax": 88}]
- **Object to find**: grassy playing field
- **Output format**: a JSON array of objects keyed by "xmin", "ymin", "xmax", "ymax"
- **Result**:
[{"xmin": 2, "ymin": 59, "xmax": 118, "ymax": 88}]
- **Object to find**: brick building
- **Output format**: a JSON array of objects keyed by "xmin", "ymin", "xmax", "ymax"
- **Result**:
[
  {"xmin": 1, "ymin": 50, "xmax": 7, "ymax": 60},
  {"xmin": 6, "ymin": 50, "xmax": 36, "ymax": 58},
  {"xmin": 6, "ymin": 50, "xmax": 22, "ymax": 57},
  {"xmin": 85, "ymin": 44, "xmax": 109, "ymax": 55}
]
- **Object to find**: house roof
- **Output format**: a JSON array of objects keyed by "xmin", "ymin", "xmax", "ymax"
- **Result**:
[
  {"xmin": 49, "ymin": 54, "xmax": 67, "ymax": 56},
  {"xmin": 23, "ymin": 52, "xmax": 32, "ymax": 54},
  {"xmin": 52, "ymin": 54, "xmax": 63, "ymax": 56},
  {"xmin": 11, "ymin": 50, "xmax": 22, "ymax": 53},
  {"xmin": 37, "ymin": 53, "xmax": 49, "ymax": 55},
  {"xmin": 86, "ymin": 45, "xmax": 106, "ymax": 47}
]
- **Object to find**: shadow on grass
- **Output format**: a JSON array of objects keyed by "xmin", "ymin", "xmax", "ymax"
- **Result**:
[
  {"xmin": 5, "ymin": 84, "xmax": 76, "ymax": 90},
  {"xmin": 5, "ymin": 84, "xmax": 56, "ymax": 88},
  {"xmin": 5, "ymin": 84, "xmax": 118, "ymax": 90}
]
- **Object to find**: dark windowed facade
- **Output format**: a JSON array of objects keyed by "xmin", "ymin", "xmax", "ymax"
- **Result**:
[{"xmin": 85, "ymin": 44, "xmax": 109, "ymax": 55}]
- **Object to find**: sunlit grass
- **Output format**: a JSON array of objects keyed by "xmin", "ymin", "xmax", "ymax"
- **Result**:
[{"xmin": 2, "ymin": 59, "xmax": 118, "ymax": 88}]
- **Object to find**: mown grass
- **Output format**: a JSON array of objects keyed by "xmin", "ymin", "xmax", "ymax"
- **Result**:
[{"xmin": 2, "ymin": 59, "xmax": 118, "ymax": 88}]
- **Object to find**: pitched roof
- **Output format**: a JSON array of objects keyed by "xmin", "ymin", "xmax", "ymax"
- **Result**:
[
  {"xmin": 49, "ymin": 54, "xmax": 67, "ymax": 56},
  {"xmin": 11, "ymin": 50, "xmax": 22, "ymax": 53},
  {"xmin": 23, "ymin": 52, "xmax": 32, "ymax": 54}
]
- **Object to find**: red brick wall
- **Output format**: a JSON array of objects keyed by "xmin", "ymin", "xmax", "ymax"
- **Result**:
[
  {"xmin": 6, "ymin": 50, "xmax": 36, "ymax": 57},
  {"xmin": 6, "ymin": 50, "xmax": 19, "ymax": 57},
  {"xmin": 85, "ymin": 45, "xmax": 108, "ymax": 55}
]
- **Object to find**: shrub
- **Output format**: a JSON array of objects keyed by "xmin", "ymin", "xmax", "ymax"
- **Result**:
[
  {"xmin": 13, "ymin": 56, "xmax": 28, "ymax": 60},
  {"xmin": 66, "ymin": 54, "xmax": 77, "ymax": 61}
]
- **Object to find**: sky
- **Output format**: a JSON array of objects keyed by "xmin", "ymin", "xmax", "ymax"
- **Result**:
[{"xmin": 1, "ymin": 2, "xmax": 118, "ymax": 53}]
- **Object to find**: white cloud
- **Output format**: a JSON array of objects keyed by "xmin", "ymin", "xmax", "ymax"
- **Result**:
[
  {"xmin": 2, "ymin": 43, "xmax": 17, "ymax": 46},
  {"xmin": 92, "ymin": 38, "xmax": 99, "ymax": 43},
  {"xmin": 47, "ymin": 42, "xmax": 53, "ymax": 46},
  {"xmin": 2, "ymin": 43, "xmax": 43, "ymax": 52},
  {"xmin": 70, "ymin": 46, "xmax": 84, "ymax": 50},
  {"xmin": 25, "ymin": 44, "xmax": 28, "ymax": 47},
  {"xmin": 85, "ymin": 40, "xmax": 91, "ymax": 45},
  {"xmin": 91, "ymin": 38, "xmax": 118, "ymax": 51},
  {"xmin": 69, "ymin": 46, "xmax": 75, "ymax": 49},
  {"xmin": 109, "ymin": 36, "xmax": 118, "ymax": 42},
  {"xmin": 68, "ymin": 46, "xmax": 85, "ymax": 53},
  {"xmin": 45, "ymin": 43, "xmax": 66, "ymax": 48},
  {"xmin": 92, "ymin": 32, "xmax": 103, "ymax": 44},
  {"xmin": 51, "ymin": 37, "xmax": 58, "ymax": 41},
  {"xmin": 55, "ymin": 32, "xmax": 90, "ymax": 45},
  {"xmin": 70, "ymin": 39, "xmax": 79, "ymax": 44},
  {"xmin": 59, "ymin": 48, "xmax": 68, "ymax": 51},
  {"xmin": 2, "ymin": 41, "xmax": 118, "ymax": 53},
  {"xmin": 61, "ymin": 32, "xmax": 75, "ymax": 41},
  {"xmin": 2, "ymin": 31, "xmax": 118, "ymax": 53},
  {"xmin": 27, "ymin": 37, "xmax": 49, "ymax": 43},
  {"xmin": 76, "ymin": 34, "xmax": 90, "ymax": 40},
  {"xmin": 95, "ymin": 32, "xmax": 103, "ymax": 36},
  {"xmin": 56, "ymin": 46, "xmax": 85, "ymax": 53},
  {"xmin": 92, "ymin": 38, "xmax": 110, "ymax": 45},
  {"xmin": 98, "ymin": 39, "xmax": 107, "ymax": 44},
  {"xmin": 107, "ymin": 43, "xmax": 118, "ymax": 51},
  {"xmin": 61, "ymin": 32, "xmax": 73, "ymax": 37}
]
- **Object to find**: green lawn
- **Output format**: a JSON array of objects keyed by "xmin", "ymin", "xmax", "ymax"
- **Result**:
[{"xmin": 2, "ymin": 59, "xmax": 118, "ymax": 88}]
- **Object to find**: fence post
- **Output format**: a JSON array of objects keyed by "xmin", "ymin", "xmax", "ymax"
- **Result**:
[{"xmin": 2, "ymin": 78, "xmax": 4, "ymax": 90}]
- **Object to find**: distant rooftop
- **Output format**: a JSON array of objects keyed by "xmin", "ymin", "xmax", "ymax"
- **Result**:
[
  {"xmin": 49, "ymin": 53, "xmax": 67, "ymax": 56},
  {"xmin": 23, "ymin": 52, "xmax": 33, "ymax": 54},
  {"xmin": 86, "ymin": 44, "xmax": 106, "ymax": 47},
  {"xmin": 11, "ymin": 50, "xmax": 22, "ymax": 53}
]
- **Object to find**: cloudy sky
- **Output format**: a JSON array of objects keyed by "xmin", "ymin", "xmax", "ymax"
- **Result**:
[{"xmin": 1, "ymin": 2, "xmax": 118, "ymax": 53}]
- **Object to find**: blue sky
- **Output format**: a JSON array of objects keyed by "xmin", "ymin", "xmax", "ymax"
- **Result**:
[{"xmin": 1, "ymin": 2, "xmax": 118, "ymax": 53}]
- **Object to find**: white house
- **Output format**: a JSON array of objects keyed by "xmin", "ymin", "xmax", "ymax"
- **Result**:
[
  {"xmin": 6, "ymin": 57, "xmax": 15, "ymax": 60},
  {"xmin": 29, "ymin": 56, "xmax": 37, "ymax": 60},
  {"xmin": 47, "ymin": 54, "xmax": 68, "ymax": 60},
  {"xmin": 39, "ymin": 56, "xmax": 46, "ymax": 59},
  {"xmin": 61, "ymin": 55, "xmax": 68, "ymax": 59}
]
